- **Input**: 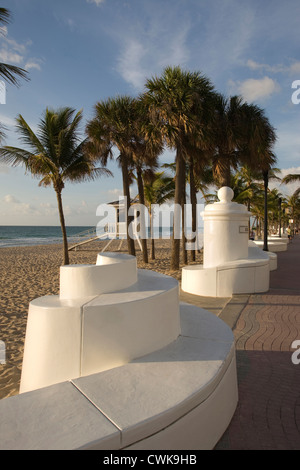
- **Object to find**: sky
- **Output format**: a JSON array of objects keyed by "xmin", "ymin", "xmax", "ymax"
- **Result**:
[{"xmin": 0, "ymin": 0, "xmax": 300, "ymax": 226}]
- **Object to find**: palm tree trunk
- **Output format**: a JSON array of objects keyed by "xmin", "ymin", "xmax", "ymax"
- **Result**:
[
  {"xmin": 150, "ymin": 205, "xmax": 155, "ymax": 260},
  {"xmin": 136, "ymin": 166, "xmax": 148, "ymax": 263},
  {"xmin": 55, "ymin": 189, "xmax": 69, "ymax": 265},
  {"xmin": 278, "ymin": 197, "xmax": 282, "ymax": 237},
  {"xmin": 247, "ymin": 200, "xmax": 251, "ymax": 239},
  {"xmin": 182, "ymin": 192, "xmax": 187, "ymax": 265},
  {"xmin": 220, "ymin": 155, "xmax": 231, "ymax": 187},
  {"xmin": 121, "ymin": 157, "xmax": 136, "ymax": 256},
  {"xmin": 263, "ymin": 170, "xmax": 269, "ymax": 251},
  {"xmin": 171, "ymin": 147, "xmax": 185, "ymax": 270},
  {"xmin": 189, "ymin": 159, "xmax": 197, "ymax": 261}
]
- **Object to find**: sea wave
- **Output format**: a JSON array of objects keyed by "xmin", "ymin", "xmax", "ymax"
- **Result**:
[{"xmin": 0, "ymin": 237, "xmax": 65, "ymax": 248}]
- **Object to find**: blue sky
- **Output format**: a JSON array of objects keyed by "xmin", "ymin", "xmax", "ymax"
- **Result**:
[{"xmin": 0, "ymin": 0, "xmax": 300, "ymax": 226}]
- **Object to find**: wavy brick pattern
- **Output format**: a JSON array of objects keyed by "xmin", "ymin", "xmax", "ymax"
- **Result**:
[{"xmin": 216, "ymin": 236, "xmax": 300, "ymax": 450}]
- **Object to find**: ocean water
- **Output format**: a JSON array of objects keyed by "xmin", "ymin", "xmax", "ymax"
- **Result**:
[
  {"xmin": 0, "ymin": 226, "xmax": 94, "ymax": 248},
  {"xmin": 0, "ymin": 225, "xmax": 204, "ymax": 248}
]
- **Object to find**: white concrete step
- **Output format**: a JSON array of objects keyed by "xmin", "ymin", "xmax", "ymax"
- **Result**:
[
  {"xmin": 80, "ymin": 269, "xmax": 181, "ymax": 377},
  {"xmin": 20, "ymin": 269, "xmax": 181, "ymax": 393},
  {"xmin": 60, "ymin": 252, "xmax": 138, "ymax": 299},
  {"xmin": 0, "ymin": 303, "xmax": 237, "ymax": 450}
]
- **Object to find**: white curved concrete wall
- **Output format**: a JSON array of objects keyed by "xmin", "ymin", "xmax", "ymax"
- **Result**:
[
  {"xmin": 254, "ymin": 240, "xmax": 288, "ymax": 252},
  {"xmin": 182, "ymin": 257, "xmax": 270, "ymax": 298},
  {"xmin": 181, "ymin": 188, "xmax": 272, "ymax": 298},
  {"xmin": 1, "ymin": 303, "xmax": 238, "ymax": 450},
  {"xmin": 81, "ymin": 270, "xmax": 180, "ymax": 376},
  {"xmin": 60, "ymin": 253, "xmax": 137, "ymax": 299},
  {"xmin": 20, "ymin": 254, "xmax": 181, "ymax": 393},
  {"xmin": 96, "ymin": 252, "xmax": 134, "ymax": 265},
  {"xmin": 20, "ymin": 296, "xmax": 83, "ymax": 393}
]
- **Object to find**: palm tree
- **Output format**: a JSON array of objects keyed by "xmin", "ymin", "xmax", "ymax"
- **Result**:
[
  {"xmin": 211, "ymin": 96, "xmax": 277, "ymax": 193},
  {"xmin": 0, "ymin": 107, "xmax": 111, "ymax": 265},
  {"xmin": 86, "ymin": 96, "xmax": 144, "ymax": 257},
  {"xmin": 285, "ymin": 194, "xmax": 300, "ymax": 234},
  {"xmin": 0, "ymin": 8, "xmax": 29, "ymax": 86},
  {"xmin": 232, "ymin": 165, "xmax": 279, "ymax": 238},
  {"xmin": 211, "ymin": 94, "xmax": 247, "ymax": 187},
  {"xmin": 232, "ymin": 166, "xmax": 261, "ymax": 205},
  {"xmin": 281, "ymin": 173, "xmax": 300, "ymax": 198},
  {"xmin": 130, "ymin": 98, "xmax": 164, "ymax": 263},
  {"xmin": 236, "ymin": 102, "xmax": 277, "ymax": 250},
  {"xmin": 281, "ymin": 173, "xmax": 300, "ymax": 236},
  {"xmin": 161, "ymin": 160, "xmax": 189, "ymax": 264},
  {"xmin": 188, "ymin": 157, "xmax": 214, "ymax": 260},
  {"xmin": 0, "ymin": 8, "xmax": 29, "ymax": 144},
  {"xmin": 231, "ymin": 166, "xmax": 258, "ymax": 236},
  {"xmin": 143, "ymin": 66, "xmax": 215, "ymax": 269},
  {"xmin": 143, "ymin": 171, "xmax": 175, "ymax": 260},
  {"xmin": 267, "ymin": 188, "xmax": 285, "ymax": 234}
]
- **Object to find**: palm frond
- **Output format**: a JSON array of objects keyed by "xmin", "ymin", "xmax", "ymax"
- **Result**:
[
  {"xmin": 281, "ymin": 173, "xmax": 300, "ymax": 185},
  {"xmin": 0, "ymin": 63, "xmax": 29, "ymax": 87},
  {"xmin": 38, "ymin": 174, "xmax": 53, "ymax": 187},
  {"xmin": 15, "ymin": 115, "xmax": 45, "ymax": 154},
  {"xmin": 0, "ymin": 8, "xmax": 11, "ymax": 25},
  {"xmin": 28, "ymin": 153, "xmax": 59, "ymax": 177},
  {"xmin": 0, "ymin": 146, "xmax": 34, "ymax": 167},
  {"xmin": 64, "ymin": 163, "xmax": 112, "ymax": 183}
]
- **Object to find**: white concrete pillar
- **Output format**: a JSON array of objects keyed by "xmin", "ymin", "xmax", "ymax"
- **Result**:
[{"xmin": 203, "ymin": 187, "xmax": 251, "ymax": 268}]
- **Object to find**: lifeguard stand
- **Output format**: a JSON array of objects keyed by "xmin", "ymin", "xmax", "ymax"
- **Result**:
[
  {"xmin": 68, "ymin": 197, "xmax": 144, "ymax": 252},
  {"xmin": 101, "ymin": 197, "xmax": 143, "ymax": 252}
]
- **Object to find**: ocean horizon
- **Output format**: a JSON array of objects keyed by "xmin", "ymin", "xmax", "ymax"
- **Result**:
[
  {"xmin": 0, "ymin": 225, "xmax": 204, "ymax": 248},
  {"xmin": 0, "ymin": 225, "xmax": 94, "ymax": 248}
]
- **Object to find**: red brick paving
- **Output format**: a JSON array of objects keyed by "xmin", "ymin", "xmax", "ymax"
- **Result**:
[{"xmin": 215, "ymin": 236, "xmax": 300, "ymax": 450}]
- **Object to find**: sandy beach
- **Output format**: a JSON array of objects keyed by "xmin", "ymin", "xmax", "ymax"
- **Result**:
[{"xmin": 0, "ymin": 238, "xmax": 203, "ymax": 400}]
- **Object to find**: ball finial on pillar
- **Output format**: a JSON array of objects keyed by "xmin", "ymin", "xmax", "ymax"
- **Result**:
[{"xmin": 218, "ymin": 186, "xmax": 234, "ymax": 203}]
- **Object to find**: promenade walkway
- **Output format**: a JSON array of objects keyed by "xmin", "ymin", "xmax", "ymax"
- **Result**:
[
  {"xmin": 215, "ymin": 235, "xmax": 300, "ymax": 449},
  {"xmin": 180, "ymin": 235, "xmax": 300, "ymax": 450}
]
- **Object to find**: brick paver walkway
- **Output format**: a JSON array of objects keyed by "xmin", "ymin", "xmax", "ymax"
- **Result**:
[{"xmin": 215, "ymin": 236, "xmax": 300, "ymax": 450}]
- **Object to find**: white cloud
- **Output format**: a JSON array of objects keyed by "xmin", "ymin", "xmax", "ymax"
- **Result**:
[
  {"xmin": 25, "ymin": 59, "xmax": 42, "ymax": 71},
  {"xmin": 4, "ymin": 37, "xmax": 32, "ymax": 55},
  {"xmin": 0, "ymin": 48, "xmax": 23, "ymax": 64},
  {"xmin": 115, "ymin": 16, "xmax": 190, "ymax": 90},
  {"xmin": 117, "ymin": 40, "xmax": 147, "ymax": 90},
  {"xmin": 0, "ymin": 114, "xmax": 15, "ymax": 128},
  {"xmin": 275, "ymin": 122, "xmax": 300, "ymax": 166},
  {"xmin": 289, "ymin": 62, "xmax": 300, "ymax": 75},
  {"xmin": 3, "ymin": 194, "xmax": 40, "ymax": 215},
  {"xmin": 246, "ymin": 59, "xmax": 300, "ymax": 75},
  {"xmin": 4, "ymin": 194, "xmax": 20, "ymax": 204},
  {"xmin": 0, "ymin": 163, "xmax": 9, "ymax": 174},
  {"xmin": 0, "ymin": 25, "xmax": 7, "ymax": 37},
  {"xmin": 0, "ymin": 27, "xmax": 41, "ymax": 75},
  {"xmin": 86, "ymin": 0, "xmax": 105, "ymax": 5},
  {"xmin": 229, "ymin": 76, "xmax": 280, "ymax": 102},
  {"xmin": 107, "ymin": 188, "xmax": 123, "ymax": 198}
]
